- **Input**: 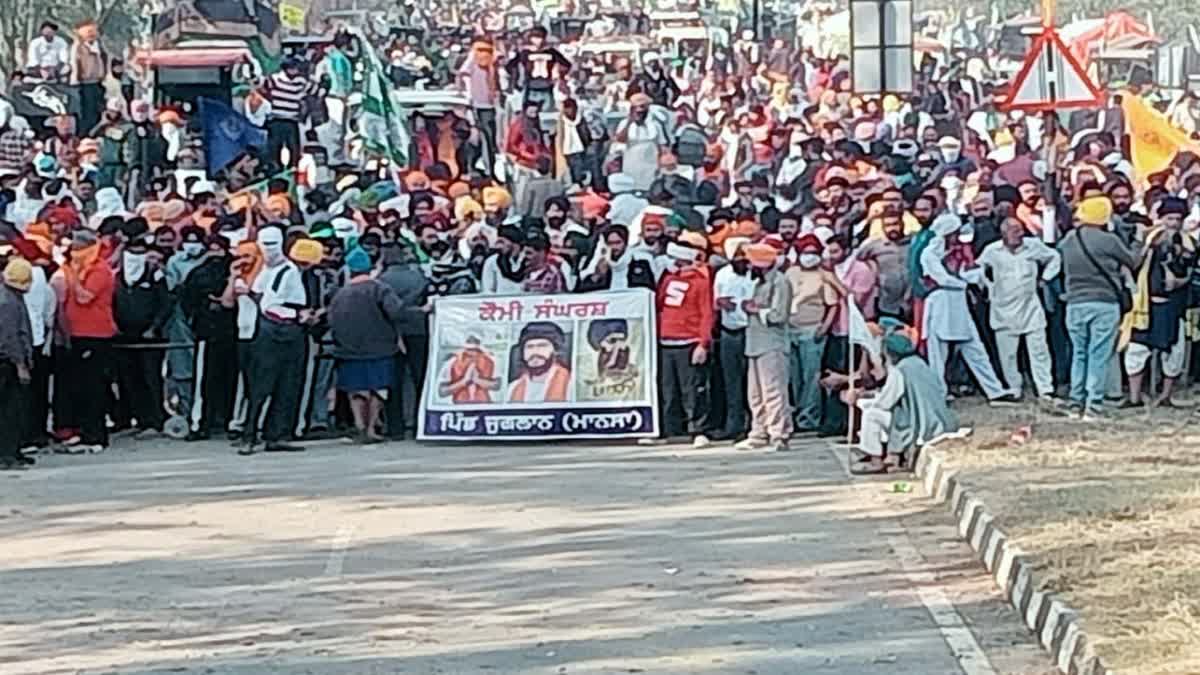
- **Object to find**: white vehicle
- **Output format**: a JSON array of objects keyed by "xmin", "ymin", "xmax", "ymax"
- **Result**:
[{"xmin": 576, "ymin": 36, "xmax": 657, "ymax": 67}]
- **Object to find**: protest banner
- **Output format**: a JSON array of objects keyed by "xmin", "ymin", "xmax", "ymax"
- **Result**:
[{"xmin": 418, "ymin": 289, "xmax": 660, "ymax": 441}]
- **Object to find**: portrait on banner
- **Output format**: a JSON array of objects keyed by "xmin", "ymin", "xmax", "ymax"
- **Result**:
[
  {"xmin": 576, "ymin": 318, "xmax": 646, "ymax": 402},
  {"xmin": 506, "ymin": 321, "xmax": 574, "ymax": 404},
  {"xmin": 431, "ymin": 324, "xmax": 508, "ymax": 406}
]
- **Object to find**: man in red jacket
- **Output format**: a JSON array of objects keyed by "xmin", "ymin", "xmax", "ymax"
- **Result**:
[{"xmin": 645, "ymin": 232, "xmax": 714, "ymax": 448}]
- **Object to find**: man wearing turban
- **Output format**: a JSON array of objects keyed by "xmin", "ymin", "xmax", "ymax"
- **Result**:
[
  {"xmin": 507, "ymin": 321, "xmax": 571, "ymax": 403},
  {"xmin": 1058, "ymin": 196, "xmax": 1140, "ymax": 418},
  {"xmin": 853, "ymin": 330, "xmax": 963, "ymax": 474}
]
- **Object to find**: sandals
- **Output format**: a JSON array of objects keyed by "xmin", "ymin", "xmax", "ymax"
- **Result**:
[{"xmin": 851, "ymin": 461, "xmax": 889, "ymax": 475}]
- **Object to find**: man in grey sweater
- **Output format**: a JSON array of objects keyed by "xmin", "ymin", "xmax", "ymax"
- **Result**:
[
  {"xmin": 737, "ymin": 244, "xmax": 794, "ymax": 452},
  {"xmin": 1057, "ymin": 196, "xmax": 1141, "ymax": 419},
  {"xmin": 378, "ymin": 242, "xmax": 432, "ymax": 439}
]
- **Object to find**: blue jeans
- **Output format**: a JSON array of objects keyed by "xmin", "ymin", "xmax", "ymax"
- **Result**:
[
  {"xmin": 1065, "ymin": 301, "xmax": 1121, "ymax": 407},
  {"xmin": 788, "ymin": 328, "xmax": 826, "ymax": 430}
]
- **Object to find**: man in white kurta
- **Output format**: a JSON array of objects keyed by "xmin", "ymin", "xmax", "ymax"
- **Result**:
[
  {"xmin": 976, "ymin": 217, "xmax": 1061, "ymax": 399},
  {"xmin": 615, "ymin": 94, "xmax": 667, "ymax": 191},
  {"xmin": 919, "ymin": 214, "xmax": 1015, "ymax": 402}
]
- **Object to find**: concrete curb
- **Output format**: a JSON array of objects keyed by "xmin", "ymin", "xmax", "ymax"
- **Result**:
[{"xmin": 913, "ymin": 447, "xmax": 1114, "ymax": 675}]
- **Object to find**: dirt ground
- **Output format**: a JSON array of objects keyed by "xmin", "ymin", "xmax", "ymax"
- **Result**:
[
  {"xmin": 0, "ymin": 436, "xmax": 1054, "ymax": 675},
  {"xmin": 937, "ymin": 398, "xmax": 1200, "ymax": 675}
]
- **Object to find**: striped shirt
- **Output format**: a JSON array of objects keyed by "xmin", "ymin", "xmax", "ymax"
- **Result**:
[
  {"xmin": 0, "ymin": 129, "xmax": 33, "ymax": 172},
  {"xmin": 266, "ymin": 72, "xmax": 308, "ymax": 121}
]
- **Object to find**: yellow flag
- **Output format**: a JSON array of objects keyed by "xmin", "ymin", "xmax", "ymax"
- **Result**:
[
  {"xmin": 1122, "ymin": 94, "xmax": 1198, "ymax": 179},
  {"xmin": 279, "ymin": 1, "xmax": 307, "ymax": 30}
]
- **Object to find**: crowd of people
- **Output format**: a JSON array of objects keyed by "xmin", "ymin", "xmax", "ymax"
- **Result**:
[{"xmin": 0, "ymin": 8, "xmax": 1194, "ymax": 473}]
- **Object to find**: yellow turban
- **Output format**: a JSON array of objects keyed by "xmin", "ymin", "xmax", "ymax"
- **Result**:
[
  {"xmin": 4, "ymin": 258, "xmax": 32, "ymax": 291},
  {"xmin": 1075, "ymin": 196, "xmax": 1113, "ymax": 226},
  {"xmin": 455, "ymin": 197, "xmax": 483, "ymax": 222},
  {"xmin": 482, "ymin": 186, "xmax": 512, "ymax": 212},
  {"xmin": 882, "ymin": 94, "xmax": 900, "ymax": 113},
  {"xmin": 289, "ymin": 238, "xmax": 324, "ymax": 266}
]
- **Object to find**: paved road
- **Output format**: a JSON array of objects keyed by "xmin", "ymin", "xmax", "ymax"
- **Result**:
[{"xmin": 0, "ymin": 438, "xmax": 1053, "ymax": 675}]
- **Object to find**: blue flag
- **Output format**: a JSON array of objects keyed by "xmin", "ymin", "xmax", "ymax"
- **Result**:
[{"xmin": 199, "ymin": 97, "xmax": 267, "ymax": 178}]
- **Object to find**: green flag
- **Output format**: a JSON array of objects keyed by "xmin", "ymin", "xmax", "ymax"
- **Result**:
[{"xmin": 359, "ymin": 41, "xmax": 408, "ymax": 166}]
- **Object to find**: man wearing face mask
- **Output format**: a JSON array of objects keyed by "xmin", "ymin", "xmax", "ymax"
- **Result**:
[
  {"xmin": 163, "ymin": 226, "xmax": 208, "ymax": 424},
  {"xmin": 786, "ymin": 234, "xmax": 838, "ymax": 434},
  {"xmin": 919, "ymin": 213, "xmax": 1018, "ymax": 405},
  {"xmin": 178, "ymin": 235, "xmax": 238, "ymax": 441},
  {"xmin": 931, "ymin": 136, "xmax": 976, "ymax": 184},
  {"xmin": 239, "ymin": 225, "xmax": 309, "ymax": 454},
  {"xmin": 738, "ymin": 243, "xmax": 794, "ymax": 452},
  {"xmin": 632, "ymin": 52, "xmax": 680, "ymax": 108},
  {"xmin": 113, "ymin": 236, "xmax": 171, "ymax": 439},
  {"xmin": 642, "ymin": 232, "xmax": 713, "ymax": 448}
]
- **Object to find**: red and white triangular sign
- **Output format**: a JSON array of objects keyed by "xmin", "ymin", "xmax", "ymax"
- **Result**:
[{"xmin": 1001, "ymin": 27, "xmax": 1104, "ymax": 111}]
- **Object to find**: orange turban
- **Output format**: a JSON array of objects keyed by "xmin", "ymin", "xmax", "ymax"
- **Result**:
[{"xmin": 743, "ymin": 243, "xmax": 778, "ymax": 268}]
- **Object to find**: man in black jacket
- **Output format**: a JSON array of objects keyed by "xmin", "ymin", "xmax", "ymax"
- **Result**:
[
  {"xmin": 632, "ymin": 52, "xmax": 680, "ymax": 108},
  {"xmin": 114, "ymin": 237, "xmax": 173, "ymax": 437},
  {"xmin": 178, "ymin": 236, "xmax": 238, "ymax": 441}
]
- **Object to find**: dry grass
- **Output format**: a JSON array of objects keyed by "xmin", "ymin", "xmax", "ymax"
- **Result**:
[{"xmin": 934, "ymin": 398, "xmax": 1200, "ymax": 675}]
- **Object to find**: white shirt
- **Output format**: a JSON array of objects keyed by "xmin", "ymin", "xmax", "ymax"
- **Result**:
[
  {"xmin": 26, "ymin": 36, "xmax": 70, "ymax": 72},
  {"xmin": 251, "ymin": 261, "xmax": 307, "ymax": 321},
  {"xmin": 236, "ymin": 293, "xmax": 258, "ymax": 340},
  {"xmin": 23, "ymin": 266, "xmax": 54, "ymax": 349},
  {"xmin": 920, "ymin": 241, "xmax": 979, "ymax": 341},
  {"xmin": 713, "ymin": 264, "xmax": 756, "ymax": 330},
  {"xmin": 977, "ymin": 238, "xmax": 1061, "ymax": 333},
  {"xmin": 480, "ymin": 254, "xmax": 524, "ymax": 295}
]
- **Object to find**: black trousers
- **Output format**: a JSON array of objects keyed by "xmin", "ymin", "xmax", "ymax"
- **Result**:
[
  {"xmin": 193, "ymin": 338, "xmax": 238, "ymax": 434},
  {"xmin": 565, "ymin": 153, "xmax": 589, "ymax": 185},
  {"xmin": 114, "ymin": 342, "xmax": 165, "ymax": 431},
  {"xmin": 51, "ymin": 347, "xmax": 77, "ymax": 433},
  {"xmin": 819, "ymin": 335, "xmax": 850, "ymax": 436},
  {"xmin": 22, "ymin": 350, "xmax": 51, "ymax": 446},
  {"xmin": 245, "ymin": 320, "xmax": 306, "ymax": 444},
  {"xmin": 0, "ymin": 363, "xmax": 23, "ymax": 461},
  {"xmin": 717, "ymin": 328, "xmax": 748, "ymax": 437},
  {"xmin": 266, "ymin": 119, "xmax": 301, "ymax": 168},
  {"xmin": 475, "ymin": 107, "xmax": 497, "ymax": 174},
  {"xmin": 659, "ymin": 344, "xmax": 706, "ymax": 437},
  {"xmin": 78, "ymin": 82, "xmax": 103, "ymax": 138},
  {"xmin": 66, "ymin": 338, "xmax": 113, "ymax": 447},
  {"xmin": 386, "ymin": 334, "xmax": 429, "ymax": 438}
]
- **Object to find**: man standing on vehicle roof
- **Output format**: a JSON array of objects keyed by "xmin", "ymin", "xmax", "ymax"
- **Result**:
[
  {"xmin": 505, "ymin": 26, "xmax": 571, "ymax": 111},
  {"xmin": 632, "ymin": 51, "xmax": 680, "ymax": 108}
]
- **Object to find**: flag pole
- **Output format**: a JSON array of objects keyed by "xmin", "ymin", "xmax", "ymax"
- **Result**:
[{"xmin": 846, "ymin": 338, "xmax": 857, "ymax": 451}]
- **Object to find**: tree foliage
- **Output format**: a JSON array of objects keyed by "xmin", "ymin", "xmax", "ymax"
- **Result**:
[{"xmin": 0, "ymin": 0, "xmax": 143, "ymax": 81}]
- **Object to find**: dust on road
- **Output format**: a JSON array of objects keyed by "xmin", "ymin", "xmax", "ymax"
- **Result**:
[{"xmin": 0, "ymin": 439, "xmax": 1054, "ymax": 675}]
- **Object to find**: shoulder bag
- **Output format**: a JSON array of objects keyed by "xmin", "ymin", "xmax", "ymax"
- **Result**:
[{"xmin": 1076, "ymin": 229, "xmax": 1133, "ymax": 314}]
